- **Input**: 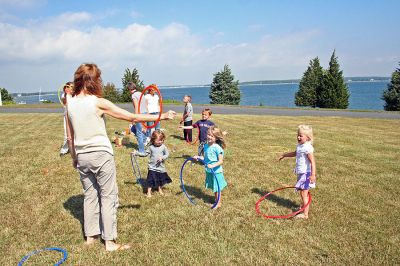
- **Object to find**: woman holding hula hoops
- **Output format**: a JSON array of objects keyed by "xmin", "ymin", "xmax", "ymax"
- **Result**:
[
  {"xmin": 144, "ymin": 85, "xmax": 161, "ymax": 136},
  {"xmin": 193, "ymin": 126, "xmax": 227, "ymax": 209},
  {"xmin": 66, "ymin": 63, "xmax": 176, "ymax": 251},
  {"xmin": 278, "ymin": 125, "xmax": 317, "ymax": 219}
]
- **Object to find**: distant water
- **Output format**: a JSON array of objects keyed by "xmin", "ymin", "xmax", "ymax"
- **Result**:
[{"xmin": 14, "ymin": 81, "xmax": 388, "ymax": 110}]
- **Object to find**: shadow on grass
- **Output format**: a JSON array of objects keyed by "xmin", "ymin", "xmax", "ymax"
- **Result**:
[
  {"xmin": 177, "ymin": 184, "xmax": 215, "ymax": 205},
  {"xmin": 251, "ymin": 187, "xmax": 300, "ymax": 210},
  {"xmin": 119, "ymin": 204, "xmax": 141, "ymax": 209},
  {"xmin": 169, "ymin": 154, "xmax": 194, "ymax": 160},
  {"xmin": 63, "ymin": 194, "xmax": 84, "ymax": 237},
  {"xmin": 170, "ymin": 134, "xmax": 185, "ymax": 141}
]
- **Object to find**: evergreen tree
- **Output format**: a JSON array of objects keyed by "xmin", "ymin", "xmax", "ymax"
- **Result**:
[
  {"xmin": 103, "ymin": 82, "xmax": 120, "ymax": 103},
  {"xmin": 295, "ymin": 57, "xmax": 324, "ymax": 107},
  {"xmin": 120, "ymin": 68, "xmax": 144, "ymax": 102},
  {"xmin": 0, "ymin": 88, "xmax": 14, "ymax": 103},
  {"xmin": 317, "ymin": 50, "xmax": 350, "ymax": 109},
  {"xmin": 209, "ymin": 64, "xmax": 241, "ymax": 105},
  {"xmin": 382, "ymin": 63, "xmax": 400, "ymax": 111}
]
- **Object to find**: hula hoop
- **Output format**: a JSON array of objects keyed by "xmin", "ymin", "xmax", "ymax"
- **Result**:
[
  {"xmin": 138, "ymin": 84, "xmax": 163, "ymax": 129},
  {"xmin": 57, "ymin": 84, "xmax": 65, "ymax": 106},
  {"xmin": 18, "ymin": 247, "xmax": 68, "ymax": 266},
  {"xmin": 185, "ymin": 125, "xmax": 200, "ymax": 145},
  {"xmin": 255, "ymin": 186, "xmax": 312, "ymax": 219},
  {"xmin": 130, "ymin": 153, "xmax": 144, "ymax": 187},
  {"xmin": 179, "ymin": 157, "xmax": 221, "ymax": 209}
]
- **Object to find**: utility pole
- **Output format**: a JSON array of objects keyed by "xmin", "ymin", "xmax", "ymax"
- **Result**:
[{"xmin": 0, "ymin": 89, "xmax": 2, "ymax": 106}]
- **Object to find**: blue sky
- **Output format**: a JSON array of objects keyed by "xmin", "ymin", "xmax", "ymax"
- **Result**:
[{"xmin": 1, "ymin": 0, "xmax": 399, "ymax": 92}]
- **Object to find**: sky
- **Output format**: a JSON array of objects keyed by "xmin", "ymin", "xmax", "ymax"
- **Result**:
[{"xmin": 0, "ymin": 0, "xmax": 399, "ymax": 93}]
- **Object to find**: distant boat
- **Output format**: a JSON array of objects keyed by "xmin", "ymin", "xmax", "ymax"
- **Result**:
[
  {"xmin": 18, "ymin": 101, "xmax": 26, "ymax": 104},
  {"xmin": 39, "ymin": 88, "xmax": 46, "ymax": 102},
  {"xmin": 17, "ymin": 93, "xmax": 22, "ymax": 97},
  {"xmin": 370, "ymin": 78, "xmax": 375, "ymax": 82}
]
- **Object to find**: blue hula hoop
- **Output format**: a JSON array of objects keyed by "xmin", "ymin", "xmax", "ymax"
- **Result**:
[
  {"xmin": 18, "ymin": 247, "xmax": 67, "ymax": 266},
  {"xmin": 130, "ymin": 153, "xmax": 144, "ymax": 187},
  {"xmin": 179, "ymin": 157, "xmax": 221, "ymax": 209}
]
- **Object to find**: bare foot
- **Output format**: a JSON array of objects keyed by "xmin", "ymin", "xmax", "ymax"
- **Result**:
[
  {"xmin": 105, "ymin": 241, "xmax": 131, "ymax": 252},
  {"xmin": 159, "ymin": 190, "xmax": 164, "ymax": 195},
  {"xmin": 85, "ymin": 235, "xmax": 100, "ymax": 245},
  {"xmin": 294, "ymin": 213, "xmax": 308, "ymax": 219},
  {"xmin": 146, "ymin": 193, "xmax": 152, "ymax": 198}
]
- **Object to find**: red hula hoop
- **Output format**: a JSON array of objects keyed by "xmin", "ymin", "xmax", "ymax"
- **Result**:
[
  {"xmin": 255, "ymin": 186, "xmax": 312, "ymax": 219},
  {"xmin": 186, "ymin": 125, "xmax": 200, "ymax": 145},
  {"xmin": 138, "ymin": 84, "xmax": 163, "ymax": 129}
]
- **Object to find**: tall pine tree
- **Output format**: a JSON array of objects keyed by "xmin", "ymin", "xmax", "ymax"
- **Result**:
[
  {"xmin": 295, "ymin": 57, "xmax": 324, "ymax": 107},
  {"xmin": 209, "ymin": 64, "xmax": 241, "ymax": 105},
  {"xmin": 382, "ymin": 63, "xmax": 400, "ymax": 111},
  {"xmin": 317, "ymin": 50, "xmax": 349, "ymax": 109},
  {"xmin": 120, "ymin": 68, "xmax": 144, "ymax": 102}
]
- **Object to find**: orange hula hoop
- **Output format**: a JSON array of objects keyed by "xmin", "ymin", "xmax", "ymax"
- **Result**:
[{"xmin": 138, "ymin": 84, "xmax": 163, "ymax": 129}]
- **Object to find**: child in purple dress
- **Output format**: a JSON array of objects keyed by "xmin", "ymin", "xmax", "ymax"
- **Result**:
[{"xmin": 279, "ymin": 125, "xmax": 316, "ymax": 219}]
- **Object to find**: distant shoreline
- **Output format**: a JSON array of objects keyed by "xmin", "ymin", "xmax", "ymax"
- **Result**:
[{"xmin": 10, "ymin": 76, "xmax": 390, "ymax": 95}]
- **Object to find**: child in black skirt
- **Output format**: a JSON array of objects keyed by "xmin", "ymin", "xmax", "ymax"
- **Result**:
[{"xmin": 145, "ymin": 130, "xmax": 172, "ymax": 197}]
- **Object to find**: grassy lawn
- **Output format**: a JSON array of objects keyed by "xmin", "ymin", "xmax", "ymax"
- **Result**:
[{"xmin": 0, "ymin": 113, "xmax": 399, "ymax": 265}]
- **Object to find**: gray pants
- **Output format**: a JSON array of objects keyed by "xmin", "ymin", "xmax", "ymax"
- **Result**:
[{"xmin": 77, "ymin": 151, "xmax": 119, "ymax": 241}]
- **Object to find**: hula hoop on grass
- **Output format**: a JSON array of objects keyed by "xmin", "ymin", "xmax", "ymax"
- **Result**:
[
  {"xmin": 255, "ymin": 186, "xmax": 312, "ymax": 219},
  {"xmin": 130, "ymin": 152, "xmax": 144, "ymax": 187},
  {"xmin": 186, "ymin": 125, "xmax": 200, "ymax": 145},
  {"xmin": 138, "ymin": 84, "xmax": 163, "ymax": 129},
  {"xmin": 179, "ymin": 157, "xmax": 220, "ymax": 209},
  {"xmin": 18, "ymin": 247, "xmax": 68, "ymax": 266}
]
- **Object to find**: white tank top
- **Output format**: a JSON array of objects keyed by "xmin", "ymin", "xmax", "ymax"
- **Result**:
[{"xmin": 67, "ymin": 94, "xmax": 113, "ymax": 155}]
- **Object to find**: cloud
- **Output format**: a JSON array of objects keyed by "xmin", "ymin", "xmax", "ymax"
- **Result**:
[
  {"xmin": 0, "ymin": 11, "xmax": 327, "ymax": 91},
  {"xmin": 0, "ymin": 0, "xmax": 46, "ymax": 9}
]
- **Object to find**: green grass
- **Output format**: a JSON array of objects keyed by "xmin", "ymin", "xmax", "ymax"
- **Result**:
[{"xmin": 0, "ymin": 113, "xmax": 399, "ymax": 265}]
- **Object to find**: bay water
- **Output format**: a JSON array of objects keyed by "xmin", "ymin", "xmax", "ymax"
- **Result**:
[{"xmin": 14, "ymin": 81, "xmax": 388, "ymax": 110}]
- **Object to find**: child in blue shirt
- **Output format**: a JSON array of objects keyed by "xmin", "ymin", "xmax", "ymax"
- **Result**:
[{"xmin": 194, "ymin": 126, "xmax": 227, "ymax": 209}]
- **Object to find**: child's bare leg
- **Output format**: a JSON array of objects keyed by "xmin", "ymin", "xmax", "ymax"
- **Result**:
[
  {"xmin": 296, "ymin": 190, "xmax": 310, "ymax": 219},
  {"xmin": 158, "ymin": 186, "xmax": 164, "ymax": 195},
  {"xmin": 213, "ymin": 192, "xmax": 221, "ymax": 208},
  {"xmin": 147, "ymin": 187, "xmax": 152, "ymax": 197}
]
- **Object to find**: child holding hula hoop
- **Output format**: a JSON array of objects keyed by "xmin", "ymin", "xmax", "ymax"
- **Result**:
[
  {"xmin": 279, "ymin": 125, "xmax": 316, "ymax": 219},
  {"xmin": 179, "ymin": 108, "xmax": 215, "ymax": 156},
  {"xmin": 194, "ymin": 126, "xmax": 227, "ymax": 209}
]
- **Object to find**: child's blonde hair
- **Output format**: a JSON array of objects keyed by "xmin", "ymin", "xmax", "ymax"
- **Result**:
[
  {"xmin": 150, "ymin": 130, "xmax": 166, "ymax": 145},
  {"xmin": 298, "ymin": 125, "xmax": 313, "ymax": 144},
  {"xmin": 208, "ymin": 126, "xmax": 226, "ymax": 149}
]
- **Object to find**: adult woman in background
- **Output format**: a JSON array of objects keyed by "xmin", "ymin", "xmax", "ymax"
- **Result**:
[{"xmin": 66, "ymin": 63, "xmax": 176, "ymax": 251}]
